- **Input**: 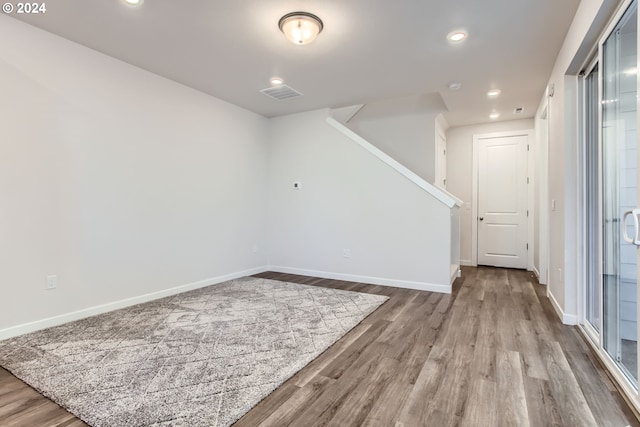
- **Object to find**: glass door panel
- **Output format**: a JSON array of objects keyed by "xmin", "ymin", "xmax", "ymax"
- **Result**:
[
  {"xmin": 585, "ymin": 63, "xmax": 600, "ymax": 333},
  {"xmin": 602, "ymin": 0, "xmax": 638, "ymax": 384}
]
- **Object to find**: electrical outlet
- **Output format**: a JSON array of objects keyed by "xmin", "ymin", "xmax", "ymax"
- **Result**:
[
  {"xmin": 342, "ymin": 249, "xmax": 351, "ymax": 258},
  {"xmin": 46, "ymin": 275, "xmax": 58, "ymax": 290}
]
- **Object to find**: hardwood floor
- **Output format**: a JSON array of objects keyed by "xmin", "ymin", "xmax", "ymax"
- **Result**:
[
  {"xmin": 0, "ymin": 267, "xmax": 638, "ymax": 426},
  {"xmin": 0, "ymin": 367, "xmax": 87, "ymax": 427},
  {"xmin": 238, "ymin": 267, "xmax": 639, "ymax": 427}
]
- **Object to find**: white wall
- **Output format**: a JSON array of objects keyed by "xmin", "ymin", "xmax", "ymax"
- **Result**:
[
  {"xmin": 446, "ymin": 119, "xmax": 535, "ymax": 264},
  {"xmin": 540, "ymin": 0, "xmax": 619, "ymax": 323},
  {"xmin": 346, "ymin": 95, "xmax": 445, "ymax": 183},
  {"xmin": 268, "ymin": 109, "xmax": 452, "ymax": 290},
  {"xmin": 0, "ymin": 16, "xmax": 270, "ymax": 333}
]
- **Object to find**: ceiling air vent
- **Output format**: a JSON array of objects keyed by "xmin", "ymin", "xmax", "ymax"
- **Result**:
[{"xmin": 260, "ymin": 85, "xmax": 303, "ymax": 101}]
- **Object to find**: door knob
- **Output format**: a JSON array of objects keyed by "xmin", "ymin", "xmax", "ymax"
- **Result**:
[{"xmin": 479, "ymin": 217, "xmax": 484, "ymax": 221}]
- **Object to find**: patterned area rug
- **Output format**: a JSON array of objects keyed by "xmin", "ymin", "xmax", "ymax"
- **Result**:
[{"xmin": 0, "ymin": 277, "xmax": 388, "ymax": 426}]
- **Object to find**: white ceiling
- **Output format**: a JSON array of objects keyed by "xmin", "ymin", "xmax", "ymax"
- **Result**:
[{"xmin": 11, "ymin": 0, "xmax": 581, "ymax": 126}]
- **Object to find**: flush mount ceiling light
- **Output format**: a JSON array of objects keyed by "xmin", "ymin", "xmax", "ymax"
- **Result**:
[
  {"xmin": 447, "ymin": 31, "xmax": 467, "ymax": 42},
  {"xmin": 279, "ymin": 12, "xmax": 324, "ymax": 45},
  {"xmin": 270, "ymin": 77, "xmax": 284, "ymax": 86},
  {"xmin": 487, "ymin": 89, "xmax": 502, "ymax": 98},
  {"xmin": 448, "ymin": 82, "xmax": 462, "ymax": 91},
  {"xmin": 122, "ymin": 0, "xmax": 143, "ymax": 5},
  {"xmin": 489, "ymin": 111, "xmax": 500, "ymax": 120}
]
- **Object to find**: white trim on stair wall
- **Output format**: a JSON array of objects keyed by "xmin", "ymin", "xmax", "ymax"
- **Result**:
[{"xmin": 326, "ymin": 115, "xmax": 463, "ymax": 209}]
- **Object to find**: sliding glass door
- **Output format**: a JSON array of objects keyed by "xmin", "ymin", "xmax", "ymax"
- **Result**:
[
  {"xmin": 582, "ymin": 0, "xmax": 639, "ymax": 392},
  {"xmin": 602, "ymin": 0, "xmax": 638, "ymax": 383}
]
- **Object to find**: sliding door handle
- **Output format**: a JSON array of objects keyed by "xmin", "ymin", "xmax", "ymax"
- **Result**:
[{"xmin": 622, "ymin": 209, "xmax": 640, "ymax": 245}]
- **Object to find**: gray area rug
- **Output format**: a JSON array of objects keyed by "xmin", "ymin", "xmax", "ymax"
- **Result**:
[{"xmin": 0, "ymin": 277, "xmax": 388, "ymax": 426}]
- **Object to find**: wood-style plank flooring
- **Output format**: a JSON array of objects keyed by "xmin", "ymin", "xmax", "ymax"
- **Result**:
[{"xmin": 0, "ymin": 267, "xmax": 638, "ymax": 426}]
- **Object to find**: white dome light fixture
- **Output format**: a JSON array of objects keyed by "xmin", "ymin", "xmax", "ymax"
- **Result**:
[
  {"xmin": 279, "ymin": 12, "xmax": 324, "ymax": 45},
  {"xmin": 123, "ymin": 0, "xmax": 143, "ymax": 6}
]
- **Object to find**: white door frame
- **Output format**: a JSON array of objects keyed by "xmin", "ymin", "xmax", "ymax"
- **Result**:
[
  {"xmin": 576, "ymin": 55, "xmax": 600, "ymax": 345},
  {"xmin": 537, "ymin": 103, "xmax": 550, "ymax": 285},
  {"xmin": 472, "ymin": 129, "xmax": 535, "ymax": 270},
  {"xmin": 435, "ymin": 114, "xmax": 450, "ymax": 190}
]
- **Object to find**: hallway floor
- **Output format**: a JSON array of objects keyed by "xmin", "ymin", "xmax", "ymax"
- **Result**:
[{"xmin": 237, "ymin": 267, "xmax": 639, "ymax": 426}]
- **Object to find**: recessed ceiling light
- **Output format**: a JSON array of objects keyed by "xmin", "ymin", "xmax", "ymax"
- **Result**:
[
  {"xmin": 270, "ymin": 77, "xmax": 284, "ymax": 86},
  {"xmin": 489, "ymin": 112, "xmax": 500, "ymax": 120},
  {"xmin": 448, "ymin": 82, "xmax": 462, "ymax": 91},
  {"xmin": 487, "ymin": 89, "xmax": 502, "ymax": 98},
  {"xmin": 447, "ymin": 31, "xmax": 467, "ymax": 42},
  {"xmin": 123, "ymin": 0, "xmax": 143, "ymax": 5}
]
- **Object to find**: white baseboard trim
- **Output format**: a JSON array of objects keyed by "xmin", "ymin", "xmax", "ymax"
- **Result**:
[
  {"xmin": 450, "ymin": 268, "xmax": 461, "ymax": 285},
  {"xmin": 548, "ymin": 290, "xmax": 578, "ymax": 325},
  {"xmin": 532, "ymin": 266, "xmax": 541, "ymax": 281},
  {"xmin": 0, "ymin": 266, "xmax": 270, "ymax": 340},
  {"xmin": 269, "ymin": 265, "xmax": 451, "ymax": 294},
  {"xmin": 460, "ymin": 259, "xmax": 475, "ymax": 267}
]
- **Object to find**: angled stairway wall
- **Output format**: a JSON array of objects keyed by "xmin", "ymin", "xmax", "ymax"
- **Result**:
[
  {"xmin": 338, "ymin": 94, "xmax": 448, "ymax": 184},
  {"xmin": 267, "ymin": 108, "xmax": 461, "ymax": 293}
]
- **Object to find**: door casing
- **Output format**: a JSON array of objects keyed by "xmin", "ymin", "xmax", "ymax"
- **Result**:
[{"xmin": 472, "ymin": 129, "xmax": 534, "ymax": 270}]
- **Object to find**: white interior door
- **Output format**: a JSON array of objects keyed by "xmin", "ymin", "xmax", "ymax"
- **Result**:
[{"xmin": 477, "ymin": 134, "xmax": 528, "ymax": 269}]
